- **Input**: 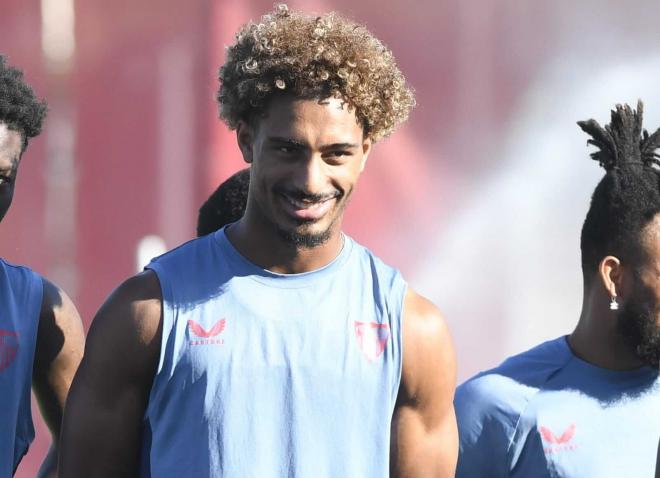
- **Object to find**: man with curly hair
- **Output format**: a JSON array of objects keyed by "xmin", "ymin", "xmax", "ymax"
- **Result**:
[
  {"xmin": 196, "ymin": 167, "xmax": 250, "ymax": 237},
  {"xmin": 0, "ymin": 55, "xmax": 84, "ymax": 476},
  {"xmin": 61, "ymin": 5, "xmax": 458, "ymax": 477}
]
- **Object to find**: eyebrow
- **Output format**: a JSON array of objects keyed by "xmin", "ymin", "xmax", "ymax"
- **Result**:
[
  {"xmin": 266, "ymin": 137, "xmax": 360, "ymax": 150},
  {"xmin": 267, "ymin": 137, "xmax": 307, "ymax": 148}
]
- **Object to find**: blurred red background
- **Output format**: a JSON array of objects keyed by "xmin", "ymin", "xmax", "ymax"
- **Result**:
[{"xmin": 4, "ymin": 0, "xmax": 660, "ymax": 474}]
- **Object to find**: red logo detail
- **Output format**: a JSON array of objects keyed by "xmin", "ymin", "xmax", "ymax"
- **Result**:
[
  {"xmin": 354, "ymin": 321, "xmax": 390, "ymax": 361},
  {"xmin": 188, "ymin": 319, "xmax": 226, "ymax": 346},
  {"xmin": 540, "ymin": 423, "xmax": 578, "ymax": 454},
  {"xmin": 188, "ymin": 319, "xmax": 226, "ymax": 338},
  {"xmin": 539, "ymin": 423, "xmax": 576, "ymax": 445},
  {"xmin": 0, "ymin": 329, "xmax": 19, "ymax": 372}
]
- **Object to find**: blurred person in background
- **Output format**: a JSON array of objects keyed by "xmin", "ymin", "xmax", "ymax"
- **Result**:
[
  {"xmin": 455, "ymin": 101, "xmax": 660, "ymax": 477},
  {"xmin": 0, "ymin": 55, "xmax": 84, "ymax": 477},
  {"xmin": 196, "ymin": 167, "xmax": 249, "ymax": 237},
  {"xmin": 60, "ymin": 5, "xmax": 457, "ymax": 477}
]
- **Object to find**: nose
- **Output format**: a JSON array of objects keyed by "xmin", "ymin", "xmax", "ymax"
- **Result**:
[{"xmin": 294, "ymin": 153, "xmax": 328, "ymax": 195}]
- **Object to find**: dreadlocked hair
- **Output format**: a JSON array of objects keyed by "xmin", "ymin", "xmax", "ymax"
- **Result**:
[
  {"xmin": 578, "ymin": 100, "xmax": 660, "ymax": 280},
  {"xmin": 0, "ymin": 55, "xmax": 47, "ymax": 151}
]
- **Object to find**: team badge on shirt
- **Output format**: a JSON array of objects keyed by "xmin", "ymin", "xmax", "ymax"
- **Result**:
[
  {"xmin": 0, "ymin": 329, "xmax": 18, "ymax": 372},
  {"xmin": 354, "ymin": 321, "xmax": 390, "ymax": 361}
]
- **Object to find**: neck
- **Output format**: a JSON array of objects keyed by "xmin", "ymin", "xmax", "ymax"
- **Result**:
[
  {"xmin": 225, "ymin": 214, "xmax": 345, "ymax": 274},
  {"xmin": 569, "ymin": 294, "xmax": 646, "ymax": 371}
]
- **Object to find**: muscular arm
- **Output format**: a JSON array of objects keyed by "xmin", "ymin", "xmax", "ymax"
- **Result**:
[
  {"xmin": 32, "ymin": 278, "xmax": 85, "ymax": 478},
  {"xmin": 59, "ymin": 271, "xmax": 162, "ymax": 476},
  {"xmin": 391, "ymin": 289, "xmax": 458, "ymax": 477}
]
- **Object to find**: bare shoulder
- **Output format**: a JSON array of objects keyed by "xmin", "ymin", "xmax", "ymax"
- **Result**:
[
  {"xmin": 402, "ymin": 288, "xmax": 454, "ymax": 359},
  {"xmin": 40, "ymin": 277, "xmax": 81, "ymax": 324},
  {"xmin": 38, "ymin": 277, "xmax": 85, "ymax": 358},
  {"xmin": 90, "ymin": 270, "xmax": 162, "ymax": 343},
  {"xmin": 82, "ymin": 270, "xmax": 163, "ymax": 388},
  {"xmin": 400, "ymin": 288, "xmax": 456, "ymax": 399}
]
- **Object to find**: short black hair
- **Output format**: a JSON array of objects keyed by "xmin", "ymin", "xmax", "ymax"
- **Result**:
[
  {"xmin": 0, "ymin": 55, "xmax": 47, "ymax": 151},
  {"xmin": 196, "ymin": 168, "xmax": 250, "ymax": 237},
  {"xmin": 579, "ymin": 101, "xmax": 660, "ymax": 280}
]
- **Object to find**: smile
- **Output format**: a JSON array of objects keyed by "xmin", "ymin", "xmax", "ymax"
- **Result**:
[{"xmin": 279, "ymin": 192, "xmax": 337, "ymax": 221}]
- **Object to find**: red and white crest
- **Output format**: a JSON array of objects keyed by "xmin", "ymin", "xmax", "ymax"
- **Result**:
[
  {"xmin": 354, "ymin": 321, "xmax": 390, "ymax": 362},
  {"xmin": 0, "ymin": 329, "xmax": 19, "ymax": 372}
]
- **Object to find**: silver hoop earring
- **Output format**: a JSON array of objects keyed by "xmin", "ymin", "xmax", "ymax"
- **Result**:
[{"xmin": 609, "ymin": 296, "xmax": 619, "ymax": 311}]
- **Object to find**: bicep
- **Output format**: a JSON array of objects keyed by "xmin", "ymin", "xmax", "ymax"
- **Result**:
[
  {"xmin": 59, "ymin": 272, "xmax": 162, "ymax": 475},
  {"xmin": 391, "ymin": 290, "xmax": 458, "ymax": 478},
  {"xmin": 32, "ymin": 278, "xmax": 85, "ymax": 439}
]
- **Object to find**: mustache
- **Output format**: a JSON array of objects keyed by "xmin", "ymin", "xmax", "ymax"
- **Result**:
[{"xmin": 274, "ymin": 186, "xmax": 342, "ymax": 203}]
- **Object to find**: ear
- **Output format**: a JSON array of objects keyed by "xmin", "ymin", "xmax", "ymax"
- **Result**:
[
  {"xmin": 236, "ymin": 121, "xmax": 255, "ymax": 164},
  {"xmin": 359, "ymin": 137, "xmax": 372, "ymax": 172},
  {"xmin": 599, "ymin": 255, "xmax": 623, "ymax": 299}
]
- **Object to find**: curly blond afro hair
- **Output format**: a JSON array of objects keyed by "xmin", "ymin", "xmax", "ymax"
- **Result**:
[{"xmin": 218, "ymin": 4, "xmax": 415, "ymax": 142}]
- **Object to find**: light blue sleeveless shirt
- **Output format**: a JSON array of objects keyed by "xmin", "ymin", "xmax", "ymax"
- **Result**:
[
  {"xmin": 455, "ymin": 336, "xmax": 660, "ymax": 477},
  {"xmin": 142, "ymin": 229, "xmax": 407, "ymax": 477},
  {"xmin": 0, "ymin": 259, "xmax": 43, "ymax": 476}
]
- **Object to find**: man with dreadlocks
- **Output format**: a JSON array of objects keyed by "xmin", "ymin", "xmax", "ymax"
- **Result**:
[
  {"xmin": 455, "ymin": 101, "xmax": 660, "ymax": 477},
  {"xmin": 60, "ymin": 5, "xmax": 458, "ymax": 476},
  {"xmin": 0, "ymin": 55, "xmax": 85, "ymax": 476}
]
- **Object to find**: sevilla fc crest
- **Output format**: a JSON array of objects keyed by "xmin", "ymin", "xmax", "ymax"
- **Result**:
[
  {"xmin": 0, "ymin": 329, "xmax": 19, "ymax": 372},
  {"xmin": 354, "ymin": 321, "xmax": 390, "ymax": 362}
]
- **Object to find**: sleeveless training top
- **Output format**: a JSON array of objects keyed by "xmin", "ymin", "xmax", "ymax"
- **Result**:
[
  {"xmin": 0, "ymin": 259, "xmax": 43, "ymax": 476},
  {"xmin": 141, "ymin": 229, "xmax": 407, "ymax": 477},
  {"xmin": 455, "ymin": 336, "xmax": 660, "ymax": 477}
]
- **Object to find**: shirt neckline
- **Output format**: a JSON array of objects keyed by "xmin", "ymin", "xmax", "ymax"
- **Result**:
[
  {"xmin": 213, "ymin": 226, "xmax": 354, "ymax": 289},
  {"xmin": 560, "ymin": 335, "xmax": 659, "ymax": 383}
]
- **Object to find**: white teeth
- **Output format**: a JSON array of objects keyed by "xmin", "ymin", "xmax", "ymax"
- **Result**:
[{"xmin": 284, "ymin": 195, "xmax": 328, "ymax": 209}]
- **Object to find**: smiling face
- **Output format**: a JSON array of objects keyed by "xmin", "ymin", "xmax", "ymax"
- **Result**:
[
  {"xmin": 238, "ymin": 95, "xmax": 371, "ymax": 248},
  {"xmin": 0, "ymin": 123, "xmax": 23, "ymax": 223}
]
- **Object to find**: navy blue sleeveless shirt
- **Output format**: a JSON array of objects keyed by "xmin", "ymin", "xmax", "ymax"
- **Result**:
[{"xmin": 0, "ymin": 259, "xmax": 42, "ymax": 475}]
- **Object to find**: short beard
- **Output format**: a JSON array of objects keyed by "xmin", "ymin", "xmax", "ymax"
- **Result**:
[
  {"xmin": 616, "ymin": 292, "xmax": 660, "ymax": 369},
  {"xmin": 275, "ymin": 221, "xmax": 333, "ymax": 248},
  {"xmin": 272, "ymin": 188, "xmax": 350, "ymax": 249}
]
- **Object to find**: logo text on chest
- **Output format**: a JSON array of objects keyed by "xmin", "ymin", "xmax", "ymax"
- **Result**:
[{"xmin": 188, "ymin": 319, "xmax": 226, "ymax": 346}]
